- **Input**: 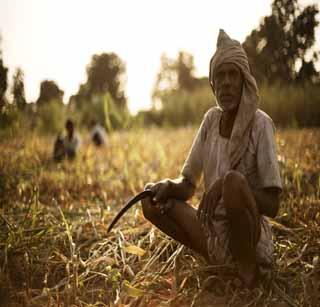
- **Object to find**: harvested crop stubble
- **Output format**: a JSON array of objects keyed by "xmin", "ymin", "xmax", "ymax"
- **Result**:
[{"xmin": 0, "ymin": 128, "xmax": 319, "ymax": 306}]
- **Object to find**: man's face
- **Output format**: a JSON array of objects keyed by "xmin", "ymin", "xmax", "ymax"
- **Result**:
[{"xmin": 214, "ymin": 63, "xmax": 243, "ymax": 112}]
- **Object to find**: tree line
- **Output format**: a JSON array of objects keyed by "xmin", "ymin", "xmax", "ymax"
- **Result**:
[{"xmin": 0, "ymin": 0, "xmax": 319, "ymax": 135}]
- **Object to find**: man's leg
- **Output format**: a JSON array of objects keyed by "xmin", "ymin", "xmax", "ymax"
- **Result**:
[
  {"xmin": 141, "ymin": 197, "xmax": 209, "ymax": 260},
  {"xmin": 222, "ymin": 170, "xmax": 261, "ymax": 286}
]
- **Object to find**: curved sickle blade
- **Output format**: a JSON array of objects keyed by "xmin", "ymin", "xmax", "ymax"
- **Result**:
[{"xmin": 107, "ymin": 190, "xmax": 154, "ymax": 233}]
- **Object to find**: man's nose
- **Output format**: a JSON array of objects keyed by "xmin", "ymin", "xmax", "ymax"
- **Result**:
[{"xmin": 221, "ymin": 73, "xmax": 231, "ymax": 86}]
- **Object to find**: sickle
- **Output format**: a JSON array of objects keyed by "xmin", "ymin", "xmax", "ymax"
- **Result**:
[{"xmin": 107, "ymin": 190, "xmax": 154, "ymax": 233}]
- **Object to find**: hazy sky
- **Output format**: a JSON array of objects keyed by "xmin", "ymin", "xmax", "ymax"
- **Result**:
[{"xmin": 0, "ymin": 0, "xmax": 319, "ymax": 114}]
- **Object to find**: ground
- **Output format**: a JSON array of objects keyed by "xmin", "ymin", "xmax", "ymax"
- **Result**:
[{"xmin": 0, "ymin": 127, "xmax": 319, "ymax": 306}]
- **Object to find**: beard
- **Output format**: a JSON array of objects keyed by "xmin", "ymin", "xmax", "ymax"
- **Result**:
[{"xmin": 217, "ymin": 98, "xmax": 240, "ymax": 112}]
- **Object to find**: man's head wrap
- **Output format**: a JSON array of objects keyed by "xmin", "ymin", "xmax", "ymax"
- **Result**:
[{"xmin": 209, "ymin": 29, "xmax": 259, "ymax": 169}]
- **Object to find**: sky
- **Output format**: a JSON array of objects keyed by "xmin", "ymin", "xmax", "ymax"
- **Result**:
[{"xmin": 0, "ymin": 0, "xmax": 319, "ymax": 114}]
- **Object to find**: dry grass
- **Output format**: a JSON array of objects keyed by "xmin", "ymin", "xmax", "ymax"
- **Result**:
[{"xmin": 0, "ymin": 127, "xmax": 319, "ymax": 306}]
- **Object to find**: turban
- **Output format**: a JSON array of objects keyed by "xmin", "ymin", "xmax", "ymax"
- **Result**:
[{"xmin": 209, "ymin": 29, "xmax": 259, "ymax": 169}]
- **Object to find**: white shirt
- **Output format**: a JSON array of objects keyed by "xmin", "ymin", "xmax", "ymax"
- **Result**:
[{"xmin": 181, "ymin": 107, "xmax": 282, "ymax": 191}]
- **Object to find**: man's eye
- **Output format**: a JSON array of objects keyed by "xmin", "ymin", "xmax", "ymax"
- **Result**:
[
  {"xmin": 215, "ymin": 72, "xmax": 223, "ymax": 80},
  {"xmin": 230, "ymin": 70, "xmax": 239, "ymax": 78}
]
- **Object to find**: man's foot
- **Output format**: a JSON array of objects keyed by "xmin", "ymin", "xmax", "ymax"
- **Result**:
[{"xmin": 238, "ymin": 261, "xmax": 259, "ymax": 288}]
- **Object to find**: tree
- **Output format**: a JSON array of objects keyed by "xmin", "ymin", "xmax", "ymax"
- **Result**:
[
  {"xmin": 152, "ymin": 51, "xmax": 197, "ymax": 100},
  {"xmin": 176, "ymin": 51, "xmax": 197, "ymax": 91},
  {"xmin": 0, "ymin": 35, "xmax": 8, "ymax": 112},
  {"xmin": 36, "ymin": 80, "xmax": 64, "ymax": 105},
  {"xmin": 149, "ymin": 51, "xmax": 213, "ymax": 126},
  {"xmin": 85, "ymin": 52, "xmax": 127, "ymax": 108},
  {"xmin": 12, "ymin": 68, "xmax": 26, "ymax": 110},
  {"xmin": 243, "ymin": 0, "xmax": 319, "ymax": 84},
  {"xmin": 296, "ymin": 56, "xmax": 319, "ymax": 83}
]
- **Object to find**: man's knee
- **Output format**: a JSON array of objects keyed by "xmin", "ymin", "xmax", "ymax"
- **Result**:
[
  {"xmin": 142, "ymin": 197, "xmax": 181, "ymax": 221},
  {"xmin": 223, "ymin": 171, "xmax": 249, "ymax": 209},
  {"xmin": 223, "ymin": 170, "xmax": 247, "ymax": 192}
]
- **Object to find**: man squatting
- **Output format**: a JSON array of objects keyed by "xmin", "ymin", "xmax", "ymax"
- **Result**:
[{"xmin": 142, "ymin": 30, "xmax": 282, "ymax": 288}]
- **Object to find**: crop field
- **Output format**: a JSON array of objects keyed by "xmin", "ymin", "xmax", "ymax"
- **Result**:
[{"xmin": 0, "ymin": 127, "xmax": 319, "ymax": 306}]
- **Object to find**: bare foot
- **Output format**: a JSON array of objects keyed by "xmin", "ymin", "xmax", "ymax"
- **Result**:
[{"xmin": 238, "ymin": 261, "xmax": 259, "ymax": 288}]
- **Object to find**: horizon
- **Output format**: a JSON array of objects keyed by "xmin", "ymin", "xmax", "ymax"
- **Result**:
[{"xmin": 0, "ymin": 0, "xmax": 319, "ymax": 114}]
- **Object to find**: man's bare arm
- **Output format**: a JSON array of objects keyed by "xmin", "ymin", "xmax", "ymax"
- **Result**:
[{"xmin": 252, "ymin": 187, "xmax": 281, "ymax": 218}]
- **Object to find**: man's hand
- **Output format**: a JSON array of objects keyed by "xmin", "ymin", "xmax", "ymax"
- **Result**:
[
  {"xmin": 145, "ymin": 179, "xmax": 172, "ymax": 202},
  {"xmin": 144, "ymin": 180, "xmax": 173, "ymax": 214},
  {"xmin": 144, "ymin": 177, "xmax": 195, "ymax": 214},
  {"xmin": 252, "ymin": 187, "xmax": 281, "ymax": 218},
  {"xmin": 197, "ymin": 177, "xmax": 223, "ymax": 221}
]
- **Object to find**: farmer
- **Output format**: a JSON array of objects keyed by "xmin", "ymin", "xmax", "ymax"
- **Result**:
[
  {"xmin": 90, "ymin": 119, "xmax": 107, "ymax": 147},
  {"xmin": 141, "ymin": 29, "xmax": 282, "ymax": 287},
  {"xmin": 52, "ymin": 133, "xmax": 65, "ymax": 162},
  {"xmin": 52, "ymin": 119, "xmax": 81, "ymax": 161},
  {"xmin": 64, "ymin": 119, "xmax": 81, "ymax": 159}
]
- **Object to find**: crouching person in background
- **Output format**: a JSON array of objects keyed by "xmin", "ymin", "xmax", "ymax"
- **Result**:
[
  {"xmin": 53, "ymin": 133, "xmax": 65, "ymax": 162},
  {"xmin": 90, "ymin": 120, "xmax": 107, "ymax": 147},
  {"xmin": 53, "ymin": 119, "xmax": 81, "ymax": 161}
]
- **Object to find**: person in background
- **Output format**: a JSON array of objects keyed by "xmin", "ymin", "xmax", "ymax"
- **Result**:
[
  {"xmin": 52, "ymin": 119, "xmax": 81, "ymax": 162},
  {"xmin": 90, "ymin": 119, "xmax": 107, "ymax": 147},
  {"xmin": 52, "ymin": 133, "xmax": 65, "ymax": 162},
  {"xmin": 63, "ymin": 119, "xmax": 81, "ymax": 159}
]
